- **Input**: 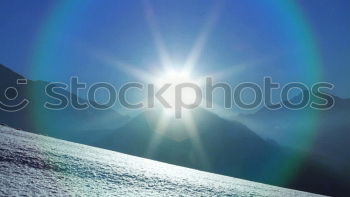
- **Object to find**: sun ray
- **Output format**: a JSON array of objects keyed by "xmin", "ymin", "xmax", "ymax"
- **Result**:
[
  {"xmin": 143, "ymin": 1, "xmax": 173, "ymax": 70},
  {"xmin": 183, "ymin": 4, "xmax": 221, "ymax": 74},
  {"xmin": 94, "ymin": 53, "xmax": 155, "ymax": 83},
  {"xmin": 183, "ymin": 113, "xmax": 211, "ymax": 170},
  {"xmin": 203, "ymin": 64, "xmax": 247, "ymax": 81},
  {"xmin": 146, "ymin": 111, "xmax": 170, "ymax": 157}
]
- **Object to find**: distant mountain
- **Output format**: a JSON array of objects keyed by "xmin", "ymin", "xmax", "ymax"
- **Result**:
[
  {"xmin": 98, "ymin": 109, "xmax": 271, "ymax": 174},
  {"xmin": 95, "ymin": 108, "xmax": 349, "ymax": 196},
  {"xmin": 238, "ymin": 91, "xmax": 350, "ymax": 180},
  {"xmin": 1, "ymin": 64, "xmax": 349, "ymax": 195},
  {"xmin": 0, "ymin": 64, "xmax": 128, "ymax": 142}
]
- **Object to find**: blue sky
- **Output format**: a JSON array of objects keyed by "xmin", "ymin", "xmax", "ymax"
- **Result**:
[{"xmin": 0, "ymin": 0, "xmax": 349, "ymax": 97}]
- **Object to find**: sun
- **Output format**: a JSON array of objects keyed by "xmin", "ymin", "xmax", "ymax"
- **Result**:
[
  {"xmin": 96, "ymin": 2, "xmax": 218, "ymax": 162},
  {"xmin": 153, "ymin": 68, "xmax": 199, "ymax": 115}
]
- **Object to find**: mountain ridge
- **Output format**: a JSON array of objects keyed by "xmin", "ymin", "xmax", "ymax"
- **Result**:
[
  {"xmin": 0, "ymin": 64, "xmax": 129, "ymax": 140},
  {"xmin": 94, "ymin": 108, "xmax": 350, "ymax": 196},
  {"xmin": 1, "ymin": 64, "xmax": 349, "ymax": 196}
]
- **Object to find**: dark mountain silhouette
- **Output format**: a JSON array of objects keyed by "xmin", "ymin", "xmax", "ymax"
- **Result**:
[
  {"xmin": 238, "ymin": 91, "xmax": 350, "ymax": 184},
  {"xmin": 95, "ymin": 108, "xmax": 350, "ymax": 196},
  {"xmin": 0, "ymin": 64, "xmax": 128, "ymax": 141},
  {"xmin": 1, "ymin": 64, "xmax": 349, "ymax": 196}
]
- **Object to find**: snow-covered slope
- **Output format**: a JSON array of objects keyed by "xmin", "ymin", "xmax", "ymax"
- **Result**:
[{"xmin": 0, "ymin": 126, "xmax": 323, "ymax": 196}]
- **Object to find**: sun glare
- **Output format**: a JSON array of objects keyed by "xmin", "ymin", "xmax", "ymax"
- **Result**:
[
  {"xmin": 154, "ymin": 68, "xmax": 199, "ymax": 115},
  {"xmin": 97, "ymin": 1, "xmax": 217, "ymax": 164}
]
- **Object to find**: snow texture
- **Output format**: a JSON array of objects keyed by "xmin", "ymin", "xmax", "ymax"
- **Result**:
[{"xmin": 0, "ymin": 126, "xmax": 324, "ymax": 196}]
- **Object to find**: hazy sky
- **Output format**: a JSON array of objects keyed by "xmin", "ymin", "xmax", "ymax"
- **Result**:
[{"xmin": 1, "ymin": 0, "xmax": 349, "ymax": 97}]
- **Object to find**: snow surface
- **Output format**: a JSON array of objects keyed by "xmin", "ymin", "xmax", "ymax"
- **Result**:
[{"xmin": 0, "ymin": 126, "xmax": 323, "ymax": 196}]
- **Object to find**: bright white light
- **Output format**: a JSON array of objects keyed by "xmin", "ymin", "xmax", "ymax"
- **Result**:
[{"xmin": 154, "ymin": 68, "xmax": 198, "ymax": 115}]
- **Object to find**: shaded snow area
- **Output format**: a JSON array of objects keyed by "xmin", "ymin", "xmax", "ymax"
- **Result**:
[{"xmin": 0, "ymin": 126, "xmax": 323, "ymax": 196}]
